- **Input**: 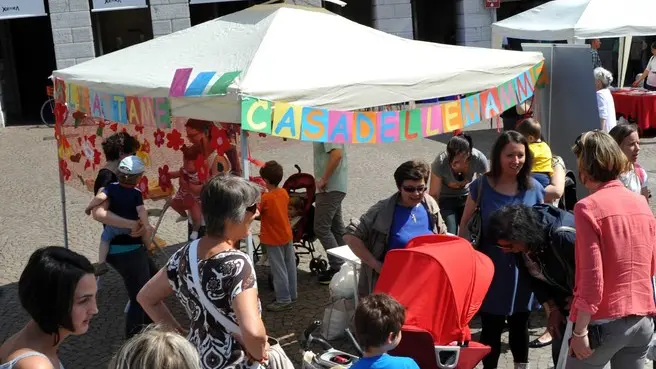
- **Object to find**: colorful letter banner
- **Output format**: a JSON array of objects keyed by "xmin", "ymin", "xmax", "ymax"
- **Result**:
[
  {"xmin": 65, "ymin": 83, "xmax": 172, "ymax": 128},
  {"xmin": 240, "ymin": 61, "xmax": 546, "ymax": 143},
  {"xmin": 169, "ymin": 68, "xmax": 242, "ymax": 97}
]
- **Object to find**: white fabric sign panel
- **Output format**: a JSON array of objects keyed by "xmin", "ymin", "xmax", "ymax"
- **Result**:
[
  {"xmin": 0, "ymin": 0, "xmax": 46, "ymax": 20},
  {"xmin": 92, "ymin": 0, "xmax": 147, "ymax": 12},
  {"xmin": 190, "ymin": 0, "xmax": 246, "ymax": 4}
]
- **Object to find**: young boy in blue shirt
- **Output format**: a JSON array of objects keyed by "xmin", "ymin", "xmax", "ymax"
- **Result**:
[{"xmin": 351, "ymin": 293, "xmax": 420, "ymax": 369}]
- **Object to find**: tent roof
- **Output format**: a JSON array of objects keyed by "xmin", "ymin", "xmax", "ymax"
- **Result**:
[
  {"xmin": 493, "ymin": 0, "xmax": 656, "ymax": 42},
  {"xmin": 53, "ymin": 4, "xmax": 543, "ymax": 122}
]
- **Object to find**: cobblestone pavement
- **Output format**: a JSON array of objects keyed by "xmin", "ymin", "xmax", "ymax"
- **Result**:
[{"xmin": 2, "ymin": 123, "xmax": 655, "ymax": 369}]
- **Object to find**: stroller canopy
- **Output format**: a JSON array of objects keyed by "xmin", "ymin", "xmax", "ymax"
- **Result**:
[{"xmin": 374, "ymin": 235, "xmax": 494, "ymax": 344}]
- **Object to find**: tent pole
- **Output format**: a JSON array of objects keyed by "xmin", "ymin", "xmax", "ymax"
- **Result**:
[
  {"xmin": 58, "ymin": 151, "xmax": 70, "ymax": 249},
  {"xmin": 240, "ymin": 128, "xmax": 254, "ymax": 261}
]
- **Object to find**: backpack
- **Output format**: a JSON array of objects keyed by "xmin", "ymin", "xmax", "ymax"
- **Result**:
[{"xmin": 558, "ymin": 170, "xmax": 578, "ymax": 212}]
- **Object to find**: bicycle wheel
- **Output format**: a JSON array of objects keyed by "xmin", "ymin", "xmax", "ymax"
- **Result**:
[{"xmin": 40, "ymin": 98, "xmax": 55, "ymax": 128}]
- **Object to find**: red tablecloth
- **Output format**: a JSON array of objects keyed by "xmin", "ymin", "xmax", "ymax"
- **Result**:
[{"xmin": 612, "ymin": 89, "xmax": 656, "ymax": 129}]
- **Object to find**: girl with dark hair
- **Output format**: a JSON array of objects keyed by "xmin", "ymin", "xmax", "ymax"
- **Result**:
[
  {"xmin": 609, "ymin": 124, "xmax": 650, "ymax": 202},
  {"xmin": 0, "ymin": 247, "xmax": 97, "ymax": 369},
  {"xmin": 458, "ymin": 131, "xmax": 544, "ymax": 369},
  {"xmin": 429, "ymin": 133, "xmax": 489, "ymax": 234}
]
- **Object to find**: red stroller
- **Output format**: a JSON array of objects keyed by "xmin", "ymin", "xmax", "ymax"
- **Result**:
[{"xmin": 375, "ymin": 234, "xmax": 495, "ymax": 369}]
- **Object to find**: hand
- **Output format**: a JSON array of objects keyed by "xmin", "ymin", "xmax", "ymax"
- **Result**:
[
  {"xmin": 547, "ymin": 308, "xmax": 565, "ymax": 339},
  {"xmin": 633, "ymin": 80, "xmax": 640, "ymax": 87},
  {"xmin": 130, "ymin": 221, "xmax": 146, "ymax": 238},
  {"xmin": 373, "ymin": 260, "xmax": 383, "ymax": 274},
  {"xmin": 85, "ymin": 207, "xmax": 92, "ymax": 216},
  {"xmin": 569, "ymin": 333, "xmax": 593, "ymax": 360},
  {"xmin": 316, "ymin": 177, "xmax": 327, "ymax": 191}
]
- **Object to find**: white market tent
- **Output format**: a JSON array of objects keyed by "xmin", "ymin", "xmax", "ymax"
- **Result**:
[
  {"xmin": 491, "ymin": 0, "xmax": 656, "ymax": 87},
  {"xmin": 51, "ymin": 4, "xmax": 543, "ymax": 252},
  {"xmin": 53, "ymin": 4, "xmax": 543, "ymax": 123}
]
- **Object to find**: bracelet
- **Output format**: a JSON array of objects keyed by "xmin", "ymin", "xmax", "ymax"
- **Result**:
[{"xmin": 572, "ymin": 330, "xmax": 588, "ymax": 338}]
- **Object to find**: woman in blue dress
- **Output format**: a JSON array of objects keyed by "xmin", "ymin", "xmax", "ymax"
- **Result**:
[{"xmin": 459, "ymin": 131, "xmax": 544, "ymax": 369}]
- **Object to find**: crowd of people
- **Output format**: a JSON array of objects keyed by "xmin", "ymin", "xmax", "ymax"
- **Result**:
[{"xmin": 2, "ymin": 103, "xmax": 656, "ymax": 369}]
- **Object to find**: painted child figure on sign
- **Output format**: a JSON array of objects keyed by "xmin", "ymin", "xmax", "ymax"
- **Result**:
[{"xmin": 170, "ymin": 144, "xmax": 204, "ymax": 240}]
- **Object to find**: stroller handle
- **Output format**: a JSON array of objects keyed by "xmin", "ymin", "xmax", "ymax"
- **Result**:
[
  {"xmin": 295, "ymin": 164, "xmax": 302, "ymax": 173},
  {"xmin": 302, "ymin": 320, "xmax": 333, "ymax": 352}
]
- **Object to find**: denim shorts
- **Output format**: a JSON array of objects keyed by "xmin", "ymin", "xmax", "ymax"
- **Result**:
[{"xmin": 101, "ymin": 225, "xmax": 132, "ymax": 242}]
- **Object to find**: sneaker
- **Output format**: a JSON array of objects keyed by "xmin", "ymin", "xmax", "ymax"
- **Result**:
[
  {"xmin": 266, "ymin": 301, "xmax": 294, "ymax": 312},
  {"xmin": 93, "ymin": 262, "xmax": 109, "ymax": 276},
  {"xmin": 318, "ymin": 268, "xmax": 338, "ymax": 285}
]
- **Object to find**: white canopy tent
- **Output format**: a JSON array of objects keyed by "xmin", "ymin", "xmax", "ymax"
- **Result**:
[
  {"xmin": 51, "ymin": 4, "xmax": 544, "ymax": 252},
  {"xmin": 491, "ymin": 0, "xmax": 656, "ymax": 87},
  {"xmin": 53, "ymin": 4, "xmax": 543, "ymax": 123}
]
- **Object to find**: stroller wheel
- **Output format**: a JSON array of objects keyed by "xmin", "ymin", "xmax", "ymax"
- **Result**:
[
  {"xmin": 309, "ymin": 258, "xmax": 328, "ymax": 274},
  {"xmin": 268, "ymin": 273, "xmax": 274, "ymax": 290}
]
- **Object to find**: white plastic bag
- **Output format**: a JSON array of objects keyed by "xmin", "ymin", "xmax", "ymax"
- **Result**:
[
  {"xmin": 321, "ymin": 298, "xmax": 355, "ymax": 340},
  {"xmin": 329, "ymin": 263, "xmax": 355, "ymax": 300}
]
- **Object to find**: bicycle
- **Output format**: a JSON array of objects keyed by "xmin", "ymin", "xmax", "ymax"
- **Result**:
[{"xmin": 40, "ymin": 86, "xmax": 68, "ymax": 128}]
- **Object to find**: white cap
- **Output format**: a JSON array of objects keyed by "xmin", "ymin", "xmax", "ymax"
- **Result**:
[{"xmin": 118, "ymin": 155, "xmax": 145, "ymax": 175}]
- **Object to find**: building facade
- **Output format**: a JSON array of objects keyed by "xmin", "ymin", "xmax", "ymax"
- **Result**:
[{"xmin": 0, "ymin": 0, "xmax": 545, "ymax": 127}]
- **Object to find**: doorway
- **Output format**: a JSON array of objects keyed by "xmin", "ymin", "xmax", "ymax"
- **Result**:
[
  {"xmin": 190, "ymin": 1, "xmax": 268, "ymax": 26},
  {"xmin": 92, "ymin": 8, "xmax": 154, "ymax": 56},
  {"xmin": 1, "ymin": 16, "xmax": 57, "ymax": 125},
  {"xmin": 411, "ymin": 0, "xmax": 457, "ymax": 44}
]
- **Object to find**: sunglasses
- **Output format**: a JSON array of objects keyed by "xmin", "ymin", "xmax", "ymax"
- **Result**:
[
  {"xmin": 246, "ymin": 203, "xmax": 258, "ymax": 214},
  {"xmin": 402, "ymin": 185, "xmax": 427, "ymax": 194},
  {"xmin": 496, "ymin": 243, "xmax": 513, "ymax": 250}
]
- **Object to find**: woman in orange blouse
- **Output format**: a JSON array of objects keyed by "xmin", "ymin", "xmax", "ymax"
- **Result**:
[{"xmin": 567, "ymin": 130, "xmax": 656, "ymax": 369}]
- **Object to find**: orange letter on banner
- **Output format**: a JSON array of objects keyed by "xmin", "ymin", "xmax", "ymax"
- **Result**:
[
  {"xmin": 79, "ymin": 87, "xmax": 90, "ymax": 113},
  {"xmin": 126, "ymin": 96, "xmax": 141, "ymax": 126},
  {"xmin": 442, "ymin": 101, "xmax": 463, "ymax": 133},
  {"xmin": 352, "ymin": 112, "xmax": 377, "ymax": 144}
]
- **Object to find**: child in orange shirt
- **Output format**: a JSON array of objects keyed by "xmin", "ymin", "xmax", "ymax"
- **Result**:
[{"xmin": 259, "ymin": 161, "xmax": 296, "ymax": 312}]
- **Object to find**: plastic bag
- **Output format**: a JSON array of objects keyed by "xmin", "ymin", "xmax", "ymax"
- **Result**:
[
  {"xmin": 321, "ymin": 298, "xmax": 355, "ymax": 340},
  {"xmin": 329, "ymin": 263, "xmax": 355, "ymax": 300}
]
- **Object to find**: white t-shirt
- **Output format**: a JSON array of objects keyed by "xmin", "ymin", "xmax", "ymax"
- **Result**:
[
  {"xmin": 619, "ymin": 164, "xmax": 648, "ymax": 194},
  {"xmin": 596, "ymin": 88, "xmax": 617, "ymax": 132},
  {"xmin": 646, "ymin": 56, "xmax": 656, "ymax": 87}
]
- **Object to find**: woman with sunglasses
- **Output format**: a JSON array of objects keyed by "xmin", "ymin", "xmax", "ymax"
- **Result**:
[
  {"xmin": 345, "ymin": 160, "xmax": 447, "ymax": 296},
  {"xmin": 458, "ymin": 131, "xmax": 544, "ymax": 369},
  {"xmin": 138, "ymin": 175, "xmax": 269, "ymax": 369},
  {"xmin": 487, "ymin": 204, "xmax": 575, "ymax": 367},
  {"xmin": 429, "ymin": 133, "xmax": 489, "ymax": 234},
  {"xmin": 566, "ymin": 131, "xmax": 655, "ymax": 369}
]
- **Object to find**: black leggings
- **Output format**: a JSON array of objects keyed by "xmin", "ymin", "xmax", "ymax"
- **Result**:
[{"xmin": 480, "ymin": 312, "xmax": 530, "ymax": 369}]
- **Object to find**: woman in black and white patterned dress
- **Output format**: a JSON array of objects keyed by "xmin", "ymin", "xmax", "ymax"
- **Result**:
[{"xmin": 138, "ymin": 175, "xmax": 267, "ymax": 369}]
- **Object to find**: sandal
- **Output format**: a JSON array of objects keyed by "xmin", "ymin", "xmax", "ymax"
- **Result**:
[{"xmin": 529, "ymin": 331, "xmax": 552, "ymax": 348}]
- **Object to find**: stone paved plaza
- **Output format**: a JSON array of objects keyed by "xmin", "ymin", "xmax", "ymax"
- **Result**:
[{"xmin": 2, "ymin": 123, "xmax": 655, "ymax": 369}]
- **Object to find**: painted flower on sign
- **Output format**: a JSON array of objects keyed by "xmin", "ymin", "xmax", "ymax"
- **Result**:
[
  {"xmin": 59, "ymin": 159, "xmax": 71, "ymax": 181},
  {"xmin": 154, "ymin": 129, "xmax": 165, "ymax": 148},
  {"xmin": 135, "ymin": 124, "xmax": 144, "ymax": 134},
  {"xmin": 166, "ymin": 129, "xmax": 185, "ymax": 151},
  {"xmin": 210, "ymin": 126, "xmax": 231, "ymax": 155},
  {"xmin": 158, "ymin": 165, "xmax": 172, "ymax": 192},
  {"xmin": 54, "ymin": 103, "xmax": 67, "ymax": 126},
  {"xmin": 138, "ymin": 176, "xmax": 149, "ymax": 199},
  {"xmin": 110, "ymin": 123, "xmax": 118, "ymax": 132}
]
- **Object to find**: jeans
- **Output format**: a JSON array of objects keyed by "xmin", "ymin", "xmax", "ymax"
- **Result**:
[
  {"xmin": 438, "ymin": 196, "xmax": 467, "ymax": 234},
  {"xmin": 566, "ymin": 316, "xmax": 654, "ymax": 369},
  {"xmin": 266, "ymin": 242, "xmax": 298, "ymax": 303},
  {"xmin": 106, "ymin": 246, "xmax": 158, "ymax": 339},
  {"xmin": 314, "ymin": 191, "xmax": 346, "ymax": 271},
  {"xmin": 480, "ymin": 312, "xmax": 531, "ymax": 369}
]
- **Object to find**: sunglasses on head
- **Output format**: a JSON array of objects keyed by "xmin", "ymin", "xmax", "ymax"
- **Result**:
[
  {"xmin": 402, "ymin": 185, "xmax": 427, "ymax": 194},
  {"xmin": 246, "ymin": 203, "xmax": 258, "ymax": 214}
]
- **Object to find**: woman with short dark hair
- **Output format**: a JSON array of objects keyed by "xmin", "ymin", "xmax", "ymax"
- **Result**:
[
  {"xmin": 345, "ymin": 160, "xmax": 447, "ymax": 296},
  {"xmin": 138, "ymin": 175, "xmax": 269, "ymax": 369},
  {"xmin": 0, "ymin": 247, "xmax": 97, "ymax": 369},
  {"xmin": 458, "ymin": 131, "xmax": 544, "ymax": 369},
  {"xmin": 429, "ymin": 133, "xmax": 489, "ymax": 234}
]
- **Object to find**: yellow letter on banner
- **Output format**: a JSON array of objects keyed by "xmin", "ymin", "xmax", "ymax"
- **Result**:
[
  {"xmin": 442, "ymin": 100, "xmax": 464, "ymax": 133},
  {"xmin": 272, "ymin": 102, "xmax": 302, "ymax": 139}
]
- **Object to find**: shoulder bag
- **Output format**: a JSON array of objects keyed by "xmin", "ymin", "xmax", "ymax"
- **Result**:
[
  {"xmin": 466, "ymin": 177, "xmax": 485, "ymax": 247},
  {"xmin": 188, "ymin": 240, "xmax": 294, "ymax": 369}
]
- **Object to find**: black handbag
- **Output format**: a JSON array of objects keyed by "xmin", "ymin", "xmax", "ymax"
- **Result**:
[{"xmin": 467, "ymin": 177, "xmax": 485, "ymax": 247}]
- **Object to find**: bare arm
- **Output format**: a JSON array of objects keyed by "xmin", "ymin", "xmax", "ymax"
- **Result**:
[
  {"xmin": 137, "ymin": 268, "xmax": 185, "ymax": 334},
  {"xmin": 344, "ymin": 234, "xmax": 383, "ymax": 273},
  {"xmin": 641, "ymin": 187, "xmax": 651, "ymax": 203},
  {"xmin": 544, "ymin": 158, "xmax": 565, "ymax": 203},
  {"xmin": 321, "ymin": 149, "xmax": 343, "ymax": 183},
  {"xmin": 136, "ymin": 205, "xmax": 153, "ymax": 241},
  {"xmin": 85, "ymin": 192, "xmax": 108, "ymax": 215},
  {"xmin": 635, "ymin": 68, "xmax": 650, "ymax": 84},
  {"xmin": 429, "ymin": 173, "xmax": 442, "ymax": 200},
  {"xmin": 457, "ymin": 195, "xmax": 477, "ymax": 238},
  {"xmin": 232, "ymin": 289, "xmax": 268, "ymax": 361}
]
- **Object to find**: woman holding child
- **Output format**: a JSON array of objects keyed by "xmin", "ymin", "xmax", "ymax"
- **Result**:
[
  {"xmin": 429, "ymin": 133, "xmax": 489, "ymax": 234},
  {"xmin": 459, "ymin": 131, "xmax": 543, "ymax": 369},
  {"xmin": 90, "ymin": 132, "xmax": 158, "ymax": 339},
  {"xmin": 345, "ymin": 160, "xmax": 447, "ymax": 297}
]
